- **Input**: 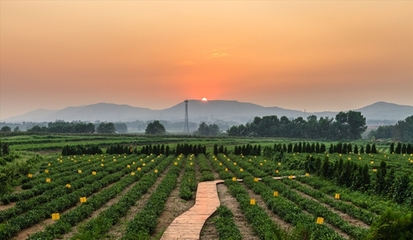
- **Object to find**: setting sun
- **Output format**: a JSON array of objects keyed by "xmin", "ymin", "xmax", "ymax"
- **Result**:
[{"xmin": 201, "ymin": 98, "xmax": 208, "ymax": 102}]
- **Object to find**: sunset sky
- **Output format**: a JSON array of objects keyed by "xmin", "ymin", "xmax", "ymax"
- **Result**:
[{"xmin": 1, "ymin": 1, "xmax": 412, "ymax": 120}]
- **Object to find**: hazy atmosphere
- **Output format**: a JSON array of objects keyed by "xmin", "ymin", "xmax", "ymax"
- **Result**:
[{"xmin": 1, "ymin": 1, "xmax": 412, "ymax": 120}]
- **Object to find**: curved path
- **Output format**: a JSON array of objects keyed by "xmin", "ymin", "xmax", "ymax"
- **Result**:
[{"xmin": 161, "ymin": 180, "xmax": 224, "ymax": 240}]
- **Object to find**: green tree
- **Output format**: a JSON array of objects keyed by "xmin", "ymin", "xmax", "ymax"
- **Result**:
[
  {"xmin": 1, "ymin": 126, "xmax": 11, "ymax": 132},
  {"xmin": 209, "ymin": 123, "xmax": 220, "ymax": 136},
  {"xmin": 114, "ymin": 123, "xmax": 128, "ymax": 133},
  {"xmin": 27, "ymin": 125, "xmax": 47, "ymax": 132},
  {"xmin": 347, "ymin": 110, "xmax": 367, "ymax": 139},
  {"xmin": 366, "ymin": 209, "xmax": 413, "ymax": 240},
  {"xmin": 389, "ymin": 143, "xmax": 395, "ymax": 154},
  {"xmin": 195, "ymin": 122, "xmax": 219, "ymax": 136},
  {"xmin": 13, "ymin": 126, "xmax": 20, "ymax": 132},
  {"xmin": 196, "ymin": 122, "xmax": 211, "ymax": 136},
  {"xmin": 97, "ymin": 122, "xmax": 116, "ymax": 134},
  {"xmin": 0, "ymin": 141, "xmax": 10, "ymax": 156},
  {"xmin": 145, "ymin": 120, "xmax": 166, "ymax": 135},
  {"xmin": 375, "ymin": 161, "xmax": 387, "ymax": 194},
  {"xmin": 391, "ymin": 174, "xmax": 411, "ymax": 204}
]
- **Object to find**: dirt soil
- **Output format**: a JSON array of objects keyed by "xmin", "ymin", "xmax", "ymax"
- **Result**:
[
  {"xmin": 13, "ymin": 180, "xmax": 119, "ymax": 240},
  {"xmin": 287, "ymin": 183, "xmax": 370, "ymax": 228},
  {"xmin": 0, "ymin": 201, "xmax": 16, "ymax": 211},
  {"xmin": 293, "ymin": 180, "xmax": 372, "ymax": 228},
  {"xmin": 151, "ymin": 165, "xmax": 195, "ymax": 238},
  {"xmin": 62, "ymin": 176, "xmax": 146, "ymax": 239},
  {"xmin": 106, "ymin": 164, "xmax": 172, "ymax": 239},
  {"xmin": 216, "ymin": 183, "xmax": 260, "ymax": 240},
  {"xmin": 242, "ymin": 183, "xmax": 294, "ymax": 232}
]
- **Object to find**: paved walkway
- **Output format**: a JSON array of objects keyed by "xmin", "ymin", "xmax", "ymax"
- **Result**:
[{"xmin": 161, "ymin": 180, "xmax": 224, "ymax": 240}]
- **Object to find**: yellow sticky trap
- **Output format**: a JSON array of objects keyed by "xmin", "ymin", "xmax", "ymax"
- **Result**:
[
  {"xmin": 45, "ymin": 169, "xmax": 49, "ymax": 174},
  {"xmin": 154, "ymin": 169, "xmax": 158, "ymax": 173},
  {"xmin": 151, "ymin": 159, "xmax": 154, "ymax": 162},
  {"xmin": 174, "ymin": 162, "xmax": 178, "ymax": 165},
  {"xmin": 127, "ymin": 165, "xmax": 130, "ymax": 168},
  {"xmin": 219, "ymin": 163, "xmax": 222, "ymax": 166},
  {"xmin": 131, "ymin": 172, "xmax": 135, "ymax": 176},
  {"xmin": 27, "ymin": 174, "xmax": 33, "ymax": 178},
  {"xmin": 373, "ymin": 169, "xmax": 377, "ymax": 172},
  {"xmin": 250, "ymin": 199, "xmax": 256, "ymax": 205},
  {"xmin": 254, "ymin": 178, "xmax": 259, "ymax": 182},
  {"xmin": 46, "ymin": 178, "xmax": 51, "ymax": 183},
  {"xmin": 274, "ymin": 191, "xmax": 279, "ymax": 197},
  {"xmin": 101, "ymin": 164, "xmax": 104, "ymax": 167},
  {"xmin": 80, "ymin": 197, "xmax": 87, "ymax": 203},
  {"xmin": 78, "ymin": 170, "xmax": 82, "ymax": 174},
  {"xmin": 335, "ymin": 193, "xmax": 340, "ymax": 199},
  {"xmin": 92, "ymin": 171, "xmax": 96, "ymax": 175},
  {"xmin": 51, "ymin": 213, "xmax": 60, "ymax": 220},
  {"xmin": 66, "ymin": 184, "xmax": 71, "ymax": 188},
  {"xmin": 137, "ymin": 167, "xmax": 141, "ymax": 171},
  {"xmin": 142, "ymin": 163, "xmax": 146, "ymax": 166},
  {"xmin": 240, "ymin": 168, "xmax": 244, "ymax": 172},
  {"xmin": 305, "ymin": 173, "xmax": 310, "ymax": 177},
  {"xmin": 288, "ymin": 175, "xmax": 294, "ymax": 179},
  {"xmin": 190, "ymin": 162, "xmax": 193, "ymax": 166},
  {"xmin": 316, "ymin": 217, "xmax": 324, "ymax": 224},
  {"xmin": 370, "ymin": 161, "xmax": 374, "ymax": 164},
  {"xmin": 225, "ymin": 168, "xmax": 228, "ymax": 172},
  {"xmin": 232, "ymin": 177, "xmax": 237, "ymax": 181},
  {"xmin": 276, "ymin": 170, "xmax": 279, "ymax": 174},
  {"xmin": 233, "ymin": 162, "xmax": 237, "ymax": 165},
  {"xmin": 278, "ymin": 162, "xmax": 281, "ymax": 166},
  {"xmin": 48, "ymin": 163, "xmax": 51, "ymax": 166}
]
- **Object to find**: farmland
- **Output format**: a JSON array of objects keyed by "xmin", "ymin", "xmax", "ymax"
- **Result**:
[{"xmin": 0, "ymin": 133, "xmax": 412, "ymax": 239}]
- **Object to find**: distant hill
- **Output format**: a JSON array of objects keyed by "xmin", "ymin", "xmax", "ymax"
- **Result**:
[
  {"xmin": 2, "ymin": 100, "xmax": 413, "ymax": 124},
  {"xmin": 355, "ymin": 101, "xmax": 413, "ymax": 122}
]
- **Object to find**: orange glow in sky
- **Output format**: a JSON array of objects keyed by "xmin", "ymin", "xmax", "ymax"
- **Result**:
[{"xmin": 0, "ymin": 1, "xmax": 412, "ymax": 120}]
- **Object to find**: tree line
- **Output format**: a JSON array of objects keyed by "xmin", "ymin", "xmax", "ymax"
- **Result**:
[
  {"xmin": 25, "ymin": 121, "xmax": 127, "ymax": 134},
  {"xmin": 369, "ymin": 115, "xmax": 413, "ymax": 143},
  {"xmin": 390, "ymin": 142, "xmax": 413, "ymax": 154},
  {"xmin": 227, "ymin": 111, "xmax": 367, "ymax": 140},
  {"xmin": 307, "ymin": 156, "xmax": 412, "ymax": 205}
]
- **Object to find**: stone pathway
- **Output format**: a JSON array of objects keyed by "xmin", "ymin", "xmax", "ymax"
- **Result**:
[
  {"xmin": 161, "ymin": 176, "xmax": 305, "ymax": 239},
  {"xmin": 161, "ymin": 180, "xmax": 224, "ymax": 240}
]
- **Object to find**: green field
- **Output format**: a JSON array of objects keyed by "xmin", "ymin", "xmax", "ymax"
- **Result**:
[{"xmin": 0, "ymin": 133, "xmax": 412, "ymax": 239}]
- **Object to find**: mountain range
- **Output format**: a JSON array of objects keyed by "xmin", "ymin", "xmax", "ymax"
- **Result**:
[{"xmin": 2, "ymin": 100, "xmax": 413, "ymax": 124}]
